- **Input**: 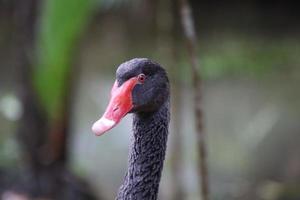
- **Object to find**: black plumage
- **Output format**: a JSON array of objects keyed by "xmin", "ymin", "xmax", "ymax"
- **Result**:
[{"xmin": 115, "ymin": 58, "xmax": 170, "ymax": 200}]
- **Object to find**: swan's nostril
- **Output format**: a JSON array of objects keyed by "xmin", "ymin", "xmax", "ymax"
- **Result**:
[{"xmin": 113, "ymin": 106, "xmax": 119, "ymax": 112}]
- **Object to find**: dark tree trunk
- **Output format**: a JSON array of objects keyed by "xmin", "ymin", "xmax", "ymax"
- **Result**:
[{"xmin": 6, "ymin": 0, "xmax": 99, "ymax": 199}]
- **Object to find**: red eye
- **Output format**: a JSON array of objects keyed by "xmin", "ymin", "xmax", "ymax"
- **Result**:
[{"xmin": 137, "ymin": 73, "xmax": 146, "ymax": 83}]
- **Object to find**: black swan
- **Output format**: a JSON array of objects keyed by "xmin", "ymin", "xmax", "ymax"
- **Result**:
[{"xmin": 92, "ymin": 58, "xmax": 170, "ymax": 200}]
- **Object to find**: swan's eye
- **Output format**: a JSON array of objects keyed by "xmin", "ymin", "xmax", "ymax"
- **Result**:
[{"xmin": 137, "ymin": 73, "xmax": 146, "ymax": 84}]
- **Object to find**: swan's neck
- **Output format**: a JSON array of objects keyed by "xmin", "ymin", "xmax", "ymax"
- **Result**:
[{"xmin": 116, "ymin": 101, "xmax": 170, "ymax": 200}]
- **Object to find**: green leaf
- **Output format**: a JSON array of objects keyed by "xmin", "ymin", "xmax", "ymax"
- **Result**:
[{"xmin": 34, "ymin": 0, "xmax": 96, "ymax": 119}]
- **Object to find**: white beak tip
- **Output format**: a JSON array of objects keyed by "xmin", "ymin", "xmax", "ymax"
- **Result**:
[{"xmin": 92, "ymin": 117, "xmax": 116, "ymax": 136}]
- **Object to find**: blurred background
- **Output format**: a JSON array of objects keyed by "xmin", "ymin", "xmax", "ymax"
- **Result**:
[{"xmin": 0, "ymin": 0, "xmax": 300, "ymax": 199}]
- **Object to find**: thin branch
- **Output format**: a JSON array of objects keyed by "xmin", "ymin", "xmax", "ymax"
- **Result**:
[{"xmin": 178, "ymin": 0, "xmax": 210, "ymax": 200}]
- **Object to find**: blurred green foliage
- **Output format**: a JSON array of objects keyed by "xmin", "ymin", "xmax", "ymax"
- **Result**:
[
  {"xmin": 177, "ymin": 36, "xmax": 300, "ymax": 83},
  {"xmin": 201, "ymin": 37, "xmax": 300, "ymax": 79},
  {"xmin": 34, "ymin": 0, "xmax": 96, "ymax": 119}
]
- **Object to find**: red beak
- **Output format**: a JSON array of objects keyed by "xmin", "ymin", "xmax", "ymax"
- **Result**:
[{"xmin": 92, "ymin": 77, "xmax": 138, "ymax": 136}]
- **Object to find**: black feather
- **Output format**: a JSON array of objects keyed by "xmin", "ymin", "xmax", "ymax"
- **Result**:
[{"xmin": 115, "ymin": 58, "xmax": 170, "ymax": 200}]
